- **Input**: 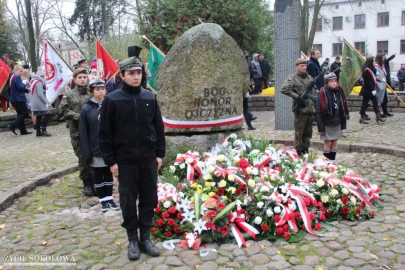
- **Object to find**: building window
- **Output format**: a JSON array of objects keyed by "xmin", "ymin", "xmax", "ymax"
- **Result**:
[
  {"xmin": 332, "ymin": 43, "xmax": 343, "ymax": 56},
  {"xmin": 335, "ymin": 5, "xmax": 339, "ymax": 9},
  {"xmin": 381, "ymin": 0, "xmax": 385, "ymax": 3},
  {"xmin": 377, "ymin": 41, "xmax": 388, "ymax": 54},
  {"xmin": 316, "ymin": 18, "xmax": 322, "ymax": 31},
  {"xmin": 312, "ymin": 44, "xmax": 322, "ymax": 55},
  {"xmin": 401, "ymin": 40, "xmax": 405, "ymax": 54},
  {"xmin": 377, "ymin": 12, "xmax": 389, "ymax": 27},
  {"xmin": 333, "ymin": 16, "xmax": 343, "ymax": 30},
  {"xmin": 402, "ymin": 11, "xmax": 405, "ymax": 25},
  {"xmin": 354, "ymin": 14, "xmax": 366, "ymax": 29},
  {"xmin": 358, "ymin": 2, "xmax": 362, "ymax": 6},
  {"xmin": 355, "ymin": 42, "xmax": 366, "ymax": 55}
]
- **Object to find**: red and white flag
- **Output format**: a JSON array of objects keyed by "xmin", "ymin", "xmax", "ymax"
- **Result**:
[
  {"xmin": 0, "ymin": 60, "xmax": 11, "ymax": 94},
  {"xmin": 43, "ymin": 39, "xmax": 73, "ymax": 103},
  {"xmin": 96, "ymin": 40, "xmax": 119, "ymax": 82}
]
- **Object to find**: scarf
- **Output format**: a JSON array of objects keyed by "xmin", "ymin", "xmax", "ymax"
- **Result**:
[{"xmin": 319, "ymin": 85, "xmax": 349, "ymax": 119}]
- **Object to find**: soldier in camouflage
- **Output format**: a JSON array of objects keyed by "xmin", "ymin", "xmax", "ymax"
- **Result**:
[
  {"xmin": 59, "ymin": 68, "xmax": 95, "ymax": 196},
  {"xmin": 280, "ymin": 58, "xmax": 317, "ymax": 156}
]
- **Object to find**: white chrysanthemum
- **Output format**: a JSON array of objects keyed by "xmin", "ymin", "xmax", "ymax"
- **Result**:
[
  {"xmin": 257, "ymin": 202, "xmax": 264, "ymax": 209},
  {"xmin": 228, "ymin": 175, "xmax": 235, "ymax": 181},
  {"xmin": 350, "ymin": 196, "xmax": 357, "ymax": 203},
  {"xmin": 169, "ymin": 166, "xmax": 176, "ymax": 173},
  {"xmin": 207, "ymin": 165, "xmax": 215, "ymax": 174},
  {"xmin": 252, "ymin": 168, "xmax": 259, "ymax": 175},
  {"xmin": 270, "ymin": 175, "xmax": 278, "ymax": 181},
  {"xmin": 211, "ymin": 181, "xmax": 216, "ymax": 187},
  {"xmin": 218, "ymin": 180, "xmax": 227, "ymax": 188},
  {"xmin": 246, "ymin": 167, "xmax": 252, "ymax": 174},
  {"xmin": 163, "ymin": 201, "xmax": 171, "ymax": 208},
  {"xmin": 336, "ymin": 199, "xmax": 343, "ymax": 205},
  {"xmin": 251, "ymin": 149, "xmax": 260, "ymax": 155},
  {"xmin": 260, "ymin": 186, "xmax": 270, "ymax": 193},
  {"xmin": 217, "ymin": 155, "xmax": 226, "ymax": 162},
  {"xmin": 319, "ymin": 172, "xmax": 329, "ymax": 178},
  {"xmin": 203, "ymin": 174, "xmax": 212, "ymax": 181},
  {"xmin": 274, "ymin": 206, "xmax": 281, "ymax": 213},
  {"xmin": 178, "ymin": 191, "xmax": 185, "ymax": 198},
  {"xmin": 266, "ymin": 209, "xmax": 274, "ymax": 217},
  {"xmin": 179, "ymin": 163, "xmax": 186, "ymax": 169},
  {"xmin": 316, "ymin": 179, "xmax": 325, "ymax": 188},
  {"xmin": 227, "ymin": 187, "xmax": 236, "ymax": 194},
  {"xmin": 254, "ymin": 216, "xmax": 262, "ymax": 225},
  {"xmin": 197, "ymin": 161, "xmax": 205, "ymax": 168},
  {"xmin": 248, "ymin": 179, "xmax": 255, "ymax": 188},
  {"xmin": 321, "ymin": 195, "xmax": 329, "ymax": 203},
  {"xmin": 329, "ymin": 189, "xmax": 339, "ymax": 197},
  {"xmin": 341, "ymin": 188, "xmax": 349, "ymax": 195},
  {"xmin": 289, "ymin": 201, "xmax": 297, "ymax": 211},
  {"xmin": 233, "ymin": 156, "xmax": 240, "ymax": 163}
]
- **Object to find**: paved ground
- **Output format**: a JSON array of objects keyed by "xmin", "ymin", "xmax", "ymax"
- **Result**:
[{"xmin": 1, "ymin": 111, "xmax": 405, "ymax": 269}]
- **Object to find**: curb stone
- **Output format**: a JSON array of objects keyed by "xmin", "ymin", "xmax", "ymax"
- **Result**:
[{"xmin": 0, "ymin": 163, "xmax": 78, "ymax": 212}]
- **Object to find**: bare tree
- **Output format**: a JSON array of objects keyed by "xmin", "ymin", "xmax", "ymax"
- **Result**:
[{"xmin": 299, "ymin": 0, "xmax": 325, "ymax": 53}]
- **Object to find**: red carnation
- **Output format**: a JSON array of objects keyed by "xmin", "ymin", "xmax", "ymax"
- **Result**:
[
  {"xmin": 261, "ymin": 224, "xmax": 269, "ymax": 231},
  {"xmin": 312, "ymin": 200, "xmax": 318, "ymax": 207},
  {"xmin": 319, "ymin": 214, "xmax": 326, "ymax": 221},
  {"xmin": 274, "ymin": 215, "xmax": 281, "ymax": 223},
  {"xmin": 283, "ymin": 224, "xmax": 289, "ymax": 232},
  {"xmin": 309, "ymin": 212, "xmax": 315, "ymax": 220},
  {"xmin": 242, "ymin": 184, "xmax": 247, "ymax": 190},
  {"xmin": 212, "ymin": 195, "xmax": 219, "ymax": 200},
  {"xmin": 154, "ymin": 206, "xmax": 161, "ymax": 213},
  {"xmin": 167, "ymin": 218, "xmax": 175, "ymax": 227},
  {"xmin": 173, "ymin": 226, "xmax": 181, "ymax": 234},
  {"xmin": 164, "ymin": 231, "xmax": 172, "ymax": 237},
  {"xmin": 168, "ymin": 206, "xmax": 176, "ymax": 214},
  {"xmin": 314, "ymin": 223, "xmax": 322, "ymax": 230},
  {"xmin": 304, "ymin": 197, "xmax": 311, "ymax": 206},
  {"xmin": 162, "ymin": 211, "xmax": 170, "ymax": 219},
  {"xmin": 355, "ymin": 208, "xmax": 361, "ymax": 215},
  {"xmin": 236, "ymin": 188, "xmax": 243, "ymax": 195},
  {"xmin": 317, "ymin": 202, "xmax": 323, "ymax": 209},
  {"xmin": 361, "ymin": 201, "xmax": 366, "ymax": 209},
  {"xmin": 216, "ymin": 202, "xmax": 226, "ymax": 211},
  {"xmin": 295, "ymin": 212, "xmax": 302, "ymax": 220},
  {"xmin": 341, "ymin": 196, "xmax": 349, "ymax": 204},
  {"xmin": 206, "ymin": 221, "xmax": 216, "ymax": 231},
  {"xmin": 325, "ymin": 209, "xmax": 332, "ymax": 217},
  {"xmin": 151, "ymin": 227, "xmax": 158, "ymax": 233},
  {"xmin": 370, "ymin": 211, "xmax": 375, "ymax": 217},
  {"xmin": 157, "ymin": 219, "xmax": 164, "ymax": 227},
  {"xmin": 276, "ymin": 227, "xmax": 284, "ymax": 235},
  {"xmin": 238, "ymin": 158, "xmax": 250, "ymax": 168},
  {"xmin": 275, "ymin": 166, "xmax": 281, "ymax": 172},
  {"xmin": 207, "ymin": 210, "xmax": 217, "ymax": 219},
  {"xmin": 217, "ymin": 188, "xmax": 225, "ymax": 195},
  {"xmin": 283, "ymin": 232, "xmax": 291, "ymax": 239},
  {"xmin": 218, "ymin": 226, "xmax": 229, "ymax": 236},
  {"xmin": 341, "ymin": 206, "xmax": 349, "ymax": 215},
  {"xmin": 177, "ymin": 212, "xmax": 183, "ymax": 220}
]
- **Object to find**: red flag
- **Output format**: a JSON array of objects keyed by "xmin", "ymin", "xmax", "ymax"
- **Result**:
[
  {"xmin": 0, "ymin": 60, "xmax": 11, "ymax": 94},
  {"xmin": 96, "ymin": 40, "xmax": 119, "ymax": 82}
]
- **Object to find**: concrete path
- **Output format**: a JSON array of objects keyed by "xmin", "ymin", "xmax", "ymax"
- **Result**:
[{"xmin": 0, "ymin": 111, "xmax": 405, "ymax": 269}]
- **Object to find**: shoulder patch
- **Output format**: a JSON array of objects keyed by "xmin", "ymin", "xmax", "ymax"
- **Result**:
[{"xmin": 288, "ymin": 78, "xmax": 292, "ymax": 81}]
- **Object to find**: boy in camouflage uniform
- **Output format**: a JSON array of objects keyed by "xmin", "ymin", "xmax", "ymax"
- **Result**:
[
  {"xmin": 280, "ymin": 58, "xmax": 316, "ymax": 156},
  {"xmin": 59, "ymin": 68, "xmax": 95, "ymax": 196}
]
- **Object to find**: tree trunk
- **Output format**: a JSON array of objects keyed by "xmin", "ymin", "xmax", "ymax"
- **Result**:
[
  {"xmin": 300, "ymin": 0, "xmax": 324, "ymax": 53},
  {"xmin": 102, "ymin": 0, "xmax": 108, "ymax": 36},
  {"xmin": 24, "ymin": 0, "xmax": 37, "ymax": 71}
]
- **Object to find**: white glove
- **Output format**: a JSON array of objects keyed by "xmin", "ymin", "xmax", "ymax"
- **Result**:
[
  {"xmin": 372, "ymin": 90, "xmax": 377, "ymax": 96},
  {"xmin": 245, "ymin": 92, "xmax": 250, "ymax": 98}
]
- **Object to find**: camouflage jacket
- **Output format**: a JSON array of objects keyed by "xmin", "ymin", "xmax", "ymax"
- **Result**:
[
  {"xmin": 59, "ymin": 85, "xmax": 91, "ymax": 138},
  {"xmin": 280, "ymin": 71, "xmax": 316, "ymax": 114}
]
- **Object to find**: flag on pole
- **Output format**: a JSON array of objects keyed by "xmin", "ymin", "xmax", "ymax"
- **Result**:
[
  {"xmin": 95, "ymin": 40, "xmax": 119, "ymax": 82},
  {"xmin": 43, "ymin": 39, "xmax": 74, "ymax": 103},
  {"xmin": 0, "ymin": 60, "xmax": 11, "ymax": 94},
  {"xmin": 340, "ymin": 40, "xmax": 365, "ymax": 97},
  {"xmin": 147, "ymin": 42, "xmax": 165, "ymax": 92}
]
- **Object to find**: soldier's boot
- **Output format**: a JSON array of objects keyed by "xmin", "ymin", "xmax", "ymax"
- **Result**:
[
  {"xmin": 90, "ymin": 178, "xmax": 98, "ymax": 196},
  {"xmin": 127, "ymin": 230, "xmax": 140, "ymax": 260},
  {"xmin": 139, "ymin": 227, "xmax": 160, "ymax": 257},
  {"xmin": 83, "ymin": 179, "xmax": 93, "ymax": 196}
]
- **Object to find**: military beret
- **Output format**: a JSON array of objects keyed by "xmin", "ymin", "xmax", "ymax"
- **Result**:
[
  {"xmin": 89, "ymin": 78, "xmax": 105, "ymax": 89},
  {"xmin": 119, "ymin": 57, "xmax": 142, "ymax": 71},
  {"xmin": 295, "ymin": 58, "xmax": 307, "ymax": 65},
  {"xmin": 73, "ymin": 68, "xmax": 87, "ymax": 77},
  {"xmin": 77, "ymin": 59, "xmax": 86, "ymax": 64},
  {"xmin": 324, "ymin": 73, "xmax": 337, "ymax": 83}
]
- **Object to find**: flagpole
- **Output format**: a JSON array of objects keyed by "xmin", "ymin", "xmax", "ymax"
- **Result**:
[
  {"xmin": 147, "ymin": 83, "xmax": 158, "ymax": 95},
  {"xmin": 43, "ymin": 37, "xmax": 74, "ymax": 72},
  {"xmin": 344, "ymin": 39, "xmax": 405, "ymax": 107},
  {"xmin": 301, "ymin": 51, "xmax": 308, "ymax": 59},
  {"xmin": 142, "ymin": 35, "xmax": 166, "ymax": 56},
  {"xmin": 93, "ymin": 35, "xmax": 100, "ymax": 78}
]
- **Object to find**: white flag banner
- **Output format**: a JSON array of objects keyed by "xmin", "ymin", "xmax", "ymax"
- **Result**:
[{"xmin": 43, "ymin": 39, "xmax": 73, "ymax": 103}]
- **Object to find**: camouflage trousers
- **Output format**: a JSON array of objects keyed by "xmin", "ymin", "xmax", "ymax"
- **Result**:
[
  {"xmin": 71, "ymin": 137, "xmax": 93, "ymax": 186},
  {"xmin": 293, "ymin": 113, "xmax": 313, "ymax": 152}
]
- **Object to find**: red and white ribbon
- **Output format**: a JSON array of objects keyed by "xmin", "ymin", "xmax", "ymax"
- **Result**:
[
  {"xmin": 278, "ymin": 147, "xmax": 300, "ymax": 161},
  {"xmin": 157, "ymin": 183, "xmax": 179, "ymax": 203},
  {"xmin": 162, "ymin": 115, "xmax": 244, "ymax": 129},
  {"xmin": 175, "ymin": 151, "xmax": 203, "ymax": 183},
  {"xmin": 214, "ymin": 164, "xmax": 247, "ymax": 188},
  {"xmin": 228, "ymin": 212, "xmax": 259, "ymax": 247}
]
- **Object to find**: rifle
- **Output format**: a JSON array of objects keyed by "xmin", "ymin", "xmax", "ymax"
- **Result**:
[{"xmin": 292, "ymin": 67, "xmax": 327, "ymax": 113}]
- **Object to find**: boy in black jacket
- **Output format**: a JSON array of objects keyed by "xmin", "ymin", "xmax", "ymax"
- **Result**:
[{"xmin": 98, "ymin": 57, "xmax": 165, "ymax": 260}]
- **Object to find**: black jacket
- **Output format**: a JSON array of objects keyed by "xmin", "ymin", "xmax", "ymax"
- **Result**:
[
  {"xmin": 315, "ymin": 86, "xmax": 347, "ymax": 132},
  {"xmin": 307, "ymin": 58, "xmax": 324, "ymax": 91},
  {"xmin": 98, "ymin": 82, "xmax": 165, "ymax": 166},
  {"xmin": 330, "ymin": 61, "xmax": 342, "ymax": 81},
  {"xmin": 384, "ymin": 54, "xmax": 395, "ymax": 85},
  {"xmin": 79, "ymin": 98, "xmax": 103, "ymax": 162},
  {"xmin": 359, "ymin": 67, "xmax": 376, "ymax": 98},
  {"xmin": 398, "ymin": 68, "xmax": 405, "ymax": 81},
  {"xmin": 259, "ymin": 59, "xmax": 271, "ymax": 79}
]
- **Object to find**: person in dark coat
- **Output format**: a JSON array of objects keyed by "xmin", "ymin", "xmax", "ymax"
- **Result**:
[
  {"xmin": 397, "ymin": 63, "xmax": 405, "ymax": 92},
  {"xmin": 320, "ymin": 58, "xmax": 330, "ymax": 70},
  {"xmin": 384, "ymin": 53, "xmax": 396, "ymax": 87},
  {"xmin": 8, "ymin": 65, "xmax": 32, "ymax": 135},
  {"xmin": 306, "ymin": 49, "xmax": 324, "ymax": 91},
  {"xmin": 258, "ymin": 53, "xmax": 271, "ymax": 92},
  {"xmin": 98, "ymin": 56, "xmax": 165, "ymax": 260},
  {"xmin": 80, "ymin": 78, "xmax": 118, "ymax": 212},
  {"xmin": 359, "ymin": 55, "xmax": 386, "ymax": 124},
  {"xmin": 316, "ymin": 73, "xmax": 349, "ymax": 163},
  {"xmin": 330, "ymin": 56, "xmax": 342, "ymax": 82}
]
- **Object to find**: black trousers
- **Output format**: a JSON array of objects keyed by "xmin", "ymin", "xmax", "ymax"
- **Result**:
[
  {"xmin": 253, "ymin": 78, "xmax": 261, "ymax": 94},
  {"xmin": 93, "ymin": 166, "xmax": 113, "ymax": 201},
  {"xmin": 360, "ymin": 96, "xmax": 380, "ymax": 115},
  {"xmin": 118, "ymin": 160, "xmax": 158, "ymax": 230},
  {"xmin": 10, "ymin": 102, "xmax": 28, "ymax": 131},
  {"xmin": 243, "ymin": 96, "xmax": 252, "ymax": 128},
  {"xmin": 381, "ymin": 91, "xmax": 389, "ymax": 115},
  {"xmin": 399, "ymin": 80, "xmax": 405, "ymax": 92},
  {"xmin": 36, "ymin": 115, "xmax": 50, "ymax": 130}
]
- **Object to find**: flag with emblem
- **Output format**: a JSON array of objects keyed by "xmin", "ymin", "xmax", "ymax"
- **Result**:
[
  {"xmin": 95, "ymin": 39, "xmax": 119, "ymax": 82},
  {"xmin": 0, "ymin": 60, "xmax": 11, "ymax": 94},
  {"xmin": 340, "ymin": 39, "xmax": 365, "ymax": 97},
  {"xmin": 43, "ymin": 39, "xmax": 74, "ymax": 103},
  {"xmin": 143, "ymin": 36, "xmax": 165, "ymax": 92}
]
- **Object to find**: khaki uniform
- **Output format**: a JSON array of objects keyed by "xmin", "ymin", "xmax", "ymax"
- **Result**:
[
  {"xmin": 59, "ymin": 85, "xmax": 92, "ymax": 185},
  {"xmin": 280, "ymin": 72, "xmax": 316, "ymax": 154}
]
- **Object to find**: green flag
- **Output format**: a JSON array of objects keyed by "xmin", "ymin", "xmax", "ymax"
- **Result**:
[
  {"xmin": 340, "ymin": 40, "xmax": 365, "ymax": 96},
  {"xmin": 147, "ymin": 45, "xmax": 165, "ymax": 91}
]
